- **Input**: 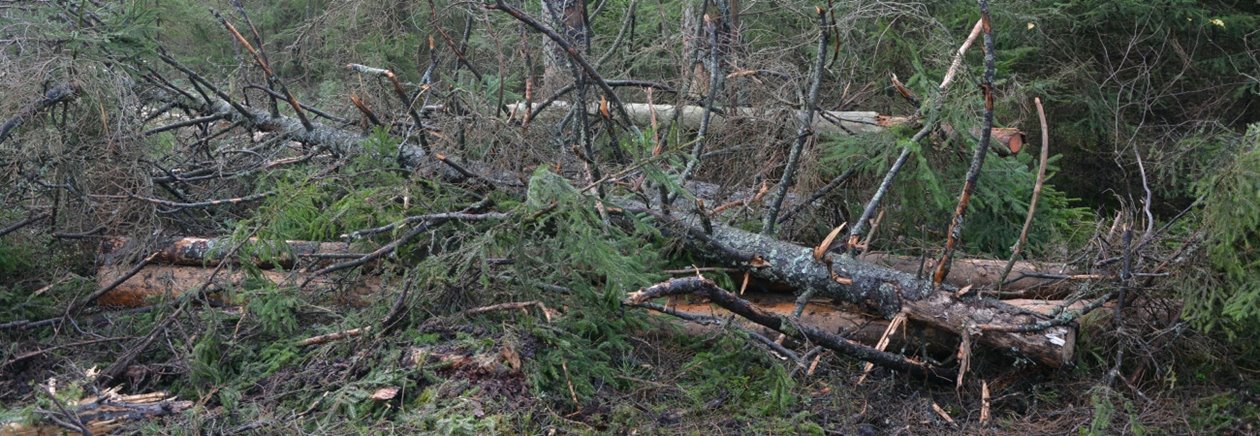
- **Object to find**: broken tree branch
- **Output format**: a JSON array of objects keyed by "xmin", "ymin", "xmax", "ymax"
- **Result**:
[
  {"xmin": 932, "ymin": 1, "xmax": 996, "ymax": 287},
  {"xmin": 762, "ymin": 7, "xmax": 829, "ymax": 235},
  {"xmin": 999, "ymin": 97, "xmax": 1051, "ymax": 287},
  {"xmin": 0, "ymin": 82, "xmax": 79, "ymax": 145}
]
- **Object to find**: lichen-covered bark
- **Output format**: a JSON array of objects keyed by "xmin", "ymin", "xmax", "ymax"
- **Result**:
[
  {"xmin": 149, "ymin": 89, "xmax": 429, "ymax": 167},
  {"xmin": 637, "ymin": 206, "xmax": 1076, "ymax": 367}
]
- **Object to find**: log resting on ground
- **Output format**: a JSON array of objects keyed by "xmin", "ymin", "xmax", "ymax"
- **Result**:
[
  {"xmin": 507, "ymin": 101, "xmax": 908, "ymax": 135},
  {"xmin": 662, "ymin": 290, "xmax": 1108, "ymax": 350},
  {"xmin": 632, "ymin": 206, "xmax": 1076, "ymax": 367},
  {"xmin": 627, "ymin": 277, "xmax": 957, "ymax": 382},
  {"xmin": 861, "ymin": 253, "xmax": 1078, "ymax": 299},
  {"xmin": 101, "ymin": 236, "xmax": 1073, "ymax": 297},
  {"xmin": 95, "ymin": 264, "xmax": 377, "ymax": 307},
  {"xmin": 99, "ymin": 236, "xmax": 357, "ymax": 270}
]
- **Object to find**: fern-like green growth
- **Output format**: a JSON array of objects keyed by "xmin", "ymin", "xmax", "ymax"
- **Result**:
[{"xmin": 1188, "ymin": 123, "xmax": 1260, "ymax": 336}]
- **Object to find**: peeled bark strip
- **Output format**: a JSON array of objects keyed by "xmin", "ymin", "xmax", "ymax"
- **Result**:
[{"xmin": 638, "ymin": 208, "xmax": 1076, "ymax": 367}]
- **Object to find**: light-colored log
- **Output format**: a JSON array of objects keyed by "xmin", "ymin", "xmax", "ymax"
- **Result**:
[
  {"xmin": 94, "ymin": 265, "xmax": 377, "ymax": 307},
  {"xmin": 507, "ymin": 100, "xmax": 906, "ymax": 135}
]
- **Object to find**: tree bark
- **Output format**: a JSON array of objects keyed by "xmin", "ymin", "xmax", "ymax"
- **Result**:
[
  {"xmin": 634, "ymin": 207, "xmax": 1076, "ymax": 367},
  {"xmin": 861, "ymin": 253, "xmax": 1078, "ymax": 299}
]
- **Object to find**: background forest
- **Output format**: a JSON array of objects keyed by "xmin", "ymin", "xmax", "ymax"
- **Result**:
[{"xmin": 1, "ymin": 0, "xmax": 1258, "ymax": 434}]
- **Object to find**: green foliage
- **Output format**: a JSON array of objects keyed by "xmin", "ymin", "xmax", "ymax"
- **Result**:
[
  {"xmin": 1189, "ymin": 391, "xmax": 1260, "ymax": 433},
  {"xmin": 243, "ymin": 283, "xmax": 302, "ymax": 336},
  {"xmin": 0, "ymin": 240, "xmax": 34, "ymax": 283},
  {"xmin": 1081, "ymin": 386, "xmax": 1146, "ymax": 436},
  {"xmin": 678, "ymin": 337, "xmax": 796, "ymax": 416},
  {"xmin": 240, "ymin": 129, "xmax": 418, "ymax": 242},
  {"xmin": 1187, "ymin": 124, "xmax": 1260, "ymax": 336},
  {"xmin": 517, "ymin": 168, "xmax": 664, "ymax": 405},
  {"xmin": 820, "ymin": 127, "xmax": 1090, "ymax": 257}
]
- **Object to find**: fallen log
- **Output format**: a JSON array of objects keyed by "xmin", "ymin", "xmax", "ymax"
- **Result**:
[
  {"xmin": 507, "ymin": 101, "xmax": 907, "ymax": 136},
  {"xmin": 100, "ymin": 236, "xmax": 1073, "ymax": 298},
  {"xmin": 506, "ymin": 101, "xmax": 1027, "ymax": 155},
  {"xmin": 95, "ymin": 264, "xmax": 377, "ymax": 307},
  {"xmin": 861, "ymin": 253, "xmax": 1079, "ymax": 299},
  {"xmin": 627, "ymin": 277, "xmax": 957, "ymax": 382},
  {"xmin": 663, "ymin": 290, "xmax": 1099, "ymax": 347},
  {"xmin": 662, "ymin": 291, "xmax": 958, "ymax": 354},
  {"xmin": 633, "ymin": 207, "xmax": 1076, "ymax": 367},
  {"xmin": 99, "ymin": 236, "xmax": 358, "ymax": 269},
  {"xmin": 0, "ymin": 388, "xmax": 190, "ymax": 435}
]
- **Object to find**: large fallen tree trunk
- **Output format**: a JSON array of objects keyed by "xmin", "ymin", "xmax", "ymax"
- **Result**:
[
  {"xmin": 665, "ymin": 290, "xmax": 1092, "ymax": 345},
  {"xmin": 633, "ymin": 207, "xmax": 1076, "ymax": 367},
  {"xmin": 101, "ymin": 236, "xmax": 1070, "ymax": 295},
  {"xmin": 504, "ymin": 101, "xmax": 1028, "ymax": 153},
  {"xmin": 861, "ymin": 253, "xmax": 1079, "ymax": 299}
]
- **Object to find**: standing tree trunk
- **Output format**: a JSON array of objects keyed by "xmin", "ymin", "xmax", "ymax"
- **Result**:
[{"xmin": 540, "ymin": 0, "xmax": 590, "ymax": 90}]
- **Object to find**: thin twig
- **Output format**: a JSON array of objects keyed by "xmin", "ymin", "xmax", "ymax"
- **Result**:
[
  {"xmin": 999, "ymin": 97, "xmax": 1051, "ymax": 287},
  {"xmin": 932, "ymin": 1, "xmax": 996, "ymax": 287},
  {"xmin": 487, "ymin": 0, "xmax": 636, "ymax": 131},
  {"xmin": 625, "ymin": 277, "xmax": 955, "ymax": 382},
  {"xmin": 762, "ymin": 7, "xmax": 829, "ymax": 235},
  {"xmin": 0, "ymin": 212, "xmax": 49, "ymax": 238}
]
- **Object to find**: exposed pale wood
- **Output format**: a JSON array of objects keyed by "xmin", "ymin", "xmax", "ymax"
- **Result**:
[
  {"xmin": 94, "ymin": 265, "xmax": 377, "ymax": 307},
  {"xmin": 506, "ymin": 101, "xmax": 908, "ymax": 135},
  {"xmin": 100, "ymin": 236, "xmax": 358, "ymax": 269}
]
